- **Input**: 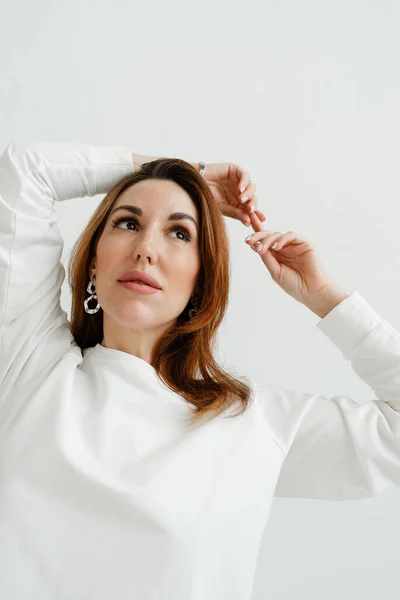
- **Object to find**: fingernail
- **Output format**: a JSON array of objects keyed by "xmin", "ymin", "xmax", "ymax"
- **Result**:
[
  {"xmin": 252, "ymin": 242, "xmax": 263, "ymax": 252},
  {"xmin": 240, "ymin": 185, "xmax": 246, "ymax": 193},
  {"xmin": 272, "ymin": 242, "xmax": 278, "ymax": 249},
  {"xmin": 249, "ymin": 205, "xmax": 255, "ymax": 213},
  {"xmin": 245, "ymin": 234, "xmax": 253, "ymax": 241},
  {"xmin": 241, "ymin": 195, "xmax": 248, "ymax": 203}
]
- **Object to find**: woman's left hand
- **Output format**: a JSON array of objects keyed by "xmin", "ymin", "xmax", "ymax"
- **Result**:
[
  {"xmin": 244, "ymin": 213, "xmax": 335, "ymax": 304},
  {"xmin": 202, "ymin": 162, "xmax": 266, "ymax": 226}
]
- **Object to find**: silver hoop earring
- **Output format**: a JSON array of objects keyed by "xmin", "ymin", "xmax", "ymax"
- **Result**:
[{"xmin": 84, "ymin": 276, "xmax": 101, "ymax": 314}]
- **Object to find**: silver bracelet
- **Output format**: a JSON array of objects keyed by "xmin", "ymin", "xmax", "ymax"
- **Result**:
[{"xmin": 199, "ymin": 161, "xmax": 206, "ymax": 178}]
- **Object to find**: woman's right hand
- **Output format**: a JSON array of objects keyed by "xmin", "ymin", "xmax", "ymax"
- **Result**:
[{"xmin": 202, "ymin": 161, "xmax": 266, "ymax": 227}]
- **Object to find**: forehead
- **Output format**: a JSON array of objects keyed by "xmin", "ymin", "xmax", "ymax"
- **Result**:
[{"xmin": 116, "ymin": 178, "xmax": 196, "ymax": 211}]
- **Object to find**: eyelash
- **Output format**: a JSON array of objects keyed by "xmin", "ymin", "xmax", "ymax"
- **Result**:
[{"xmin": 111, "ymin": 216, "xmax": 192, "ymax": 243}]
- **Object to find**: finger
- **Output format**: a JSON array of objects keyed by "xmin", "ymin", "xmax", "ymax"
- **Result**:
[
  {"xmin": 239, "ymin": 199, "xmax": 266, "ymax": 223},
  {"xmin": 244, "ymin": 198, "xmax": 258, "ymax": 215},
  {"xmin": 271, "ymin": 231, "xmax": 310, "ymax": 249},
  {"xmin": 270, "ymin": 231, "xmax": 300, "ymax": 251},
  {"xmin": 244, "ymin": 230, "xmax": 283, "ymax": 253},
  {"xmin": 221, "ymin": 204, "xmax": 253, "ymax": 226},
  {"xmin": 242, "ymin": 195, "xmax": 264, "ymax": 220},
  {"xmin": 245, "ymin": 231, "xmax": 301, "ymax": 253},
  {"xmin": 244, "ymin": 230, "xmax": 298, "ymax": 245},
  {"xmin": 249, "ymin": 211, "xmax": 264, "ymax": 232},
  {"xmin": 255, "ymin": 209, "xmax": 266, "ymax": 222},
  {"xmin": 238, "ymin": 170, "xmax": 251, "ymax": 194},
  {"xmin": 236, "ymin": 198, "xmax": 265, "ymax": 225},
  {"xmin": 239, "ymin": 182, "xmax": 257, "ymax": 204}
]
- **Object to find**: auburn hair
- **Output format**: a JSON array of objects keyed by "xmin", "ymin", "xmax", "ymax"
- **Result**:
[{"xmin": 67, "ymin": 158, "xmax": 254, "ymax": 426}]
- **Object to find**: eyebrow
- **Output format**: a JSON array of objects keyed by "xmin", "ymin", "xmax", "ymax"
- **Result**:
[{"xmin": 110, "ymin": 204, "xmax": 198, "ymax": 231}]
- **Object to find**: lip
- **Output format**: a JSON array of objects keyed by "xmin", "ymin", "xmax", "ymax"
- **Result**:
[
  {"xmin": 119, "ymin": 281, "xmax": 160, "ymax": 294},
  {"xmin": 118, "ymin": 270, "xmax": 161, "ymax": 289}
]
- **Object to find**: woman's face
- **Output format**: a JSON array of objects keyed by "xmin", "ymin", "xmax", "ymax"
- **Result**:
[{"xmin": 91, "ymin": 178, "xmax": 200, "ymax": 343}]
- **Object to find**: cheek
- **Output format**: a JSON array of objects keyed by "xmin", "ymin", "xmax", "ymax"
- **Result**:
[
  {"xmin": 165, "ymin": 250, "xmax": 199, "ymax": 288},
  {"xmin": 172, "ymin": 246, "xmax": 199, "ymax": 273},
  {"xmin": 95, "ymin": 247, "xmax": 113, "ymax": 272},
  {"xmin": 97, "ymin": 236, "xmax": 126, "ymax": 264}
]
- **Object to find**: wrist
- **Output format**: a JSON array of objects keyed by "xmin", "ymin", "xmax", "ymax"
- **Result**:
[{"xmin": 302, "ymin": 282, "xmax": 350, "ymax": 319}]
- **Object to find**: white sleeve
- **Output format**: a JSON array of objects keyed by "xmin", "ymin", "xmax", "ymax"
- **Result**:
[
  {"xmin": 254, "ymin": 292, "xmax": 400, "ymax": 500},
  {"xmin": 0, "ymin": 141, "xmax": 134, "ymax": 401}
]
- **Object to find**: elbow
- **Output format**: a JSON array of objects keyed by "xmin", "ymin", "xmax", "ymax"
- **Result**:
[{"xmin": 2, "ymin": 141, "xmax": 41, "ymax": 173}]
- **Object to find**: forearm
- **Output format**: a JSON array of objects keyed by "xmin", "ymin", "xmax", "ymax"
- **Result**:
[
  {"xmin": 302, "ymin": 282, "xmax": 350, "ymax": 319},
  {"xmin": 132, "ymin": 152, "xmax": 200, "ymax": 173}
]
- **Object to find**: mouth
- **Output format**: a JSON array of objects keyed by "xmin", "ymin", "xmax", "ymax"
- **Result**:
[
  {"xmin": 119, "ymin": 280, "xmax": 160, "ymax": 294},
  {"xmin": 118, "ymin": 270, "xmax": 161, "ymax": 290}
]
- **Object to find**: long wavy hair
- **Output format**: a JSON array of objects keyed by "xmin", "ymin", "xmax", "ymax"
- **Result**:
[{"xmin": 67, "ymin": 158, "xmax": 254, "ymax": 426}]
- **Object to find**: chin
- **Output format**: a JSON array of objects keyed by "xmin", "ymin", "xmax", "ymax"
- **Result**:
[{"xmin": 119, "ymin": 307, "xmax": 166, "ymax": 328}]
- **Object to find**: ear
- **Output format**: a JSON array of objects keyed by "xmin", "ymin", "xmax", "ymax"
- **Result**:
[{"xmin": 88, "ymin": 259, "xmax": 96, "ymax": 281}]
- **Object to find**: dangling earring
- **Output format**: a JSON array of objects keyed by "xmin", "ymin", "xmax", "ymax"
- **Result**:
[
  {"xmin": 188, "ymin": 296, "xmax": 198, "ymax": 319},
  {"xmin": 84, "ymin": 274, "xmax": 101, "ymax": 314}
]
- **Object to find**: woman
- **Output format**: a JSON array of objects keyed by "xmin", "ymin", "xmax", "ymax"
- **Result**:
[{"xmin": 0, "ymin": 141, "xmax": 399, "ymax": 600}]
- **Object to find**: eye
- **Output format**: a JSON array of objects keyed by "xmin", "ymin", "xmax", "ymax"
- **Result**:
[
  {"xmin": 111, "ymin": 217, "xmax": 192, "ymax": 243},
  {"xmin": 111, "ymin": 216, "xmax": 137, "ymax": 231},
  {"xmin": 169, "ymin": 225, "xmax": 192, "ymax": 243}
]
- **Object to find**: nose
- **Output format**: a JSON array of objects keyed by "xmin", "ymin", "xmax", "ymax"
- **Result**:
[{"xmin": 133, "ymin": 228, "xmax": 159, "ymax": 264}]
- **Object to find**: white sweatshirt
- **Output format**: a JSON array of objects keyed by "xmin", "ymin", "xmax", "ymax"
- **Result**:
[{"xmin": 0, "ymin": 142, "xmax": 399, "ymax": 600}]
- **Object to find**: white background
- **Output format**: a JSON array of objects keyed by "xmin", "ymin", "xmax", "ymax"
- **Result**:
[{"xmin": 1, "ymin": 0, "xmax": 400, "ymax": 597}]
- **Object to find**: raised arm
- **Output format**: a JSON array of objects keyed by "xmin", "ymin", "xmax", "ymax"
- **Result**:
[
  {"xmin": 243, "ymin": 217, "xmax": 400, "ymax": 499},
  {"xmin": 0, "ymin": 141, "xmax": 138, "ymax": 402}
]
